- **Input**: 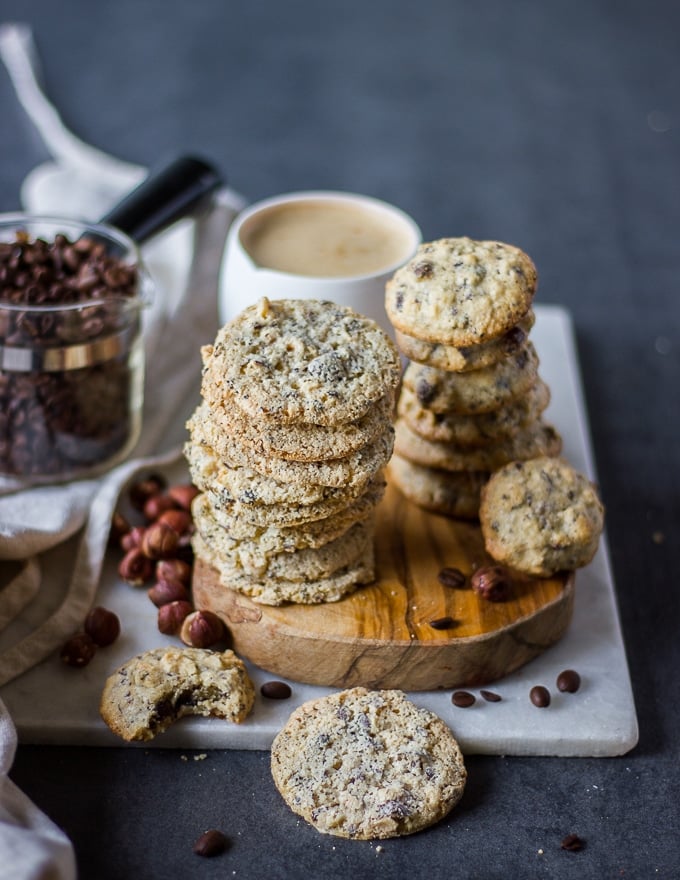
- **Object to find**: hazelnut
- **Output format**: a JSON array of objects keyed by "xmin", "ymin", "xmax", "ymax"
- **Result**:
[
  {"xmin": 143, "ymin": 493, "xmax": 177, "ymax": 522},
  {"xmin": 60, "ymin": 633, "xmax": 97, "ymax": 668},
  {"xmin": 470, "ymin": 565, "xmax": 512, "ymax": 602},
  {"xmin": 156, "ymin": 558, "xmax": 192, "ymax": 586},
  {"xmin": 118, "ymin": 548, "xmax": 155, "ymax": 586},
  {"xmin": 129, "ymin": 474, "xmax": 166, "ymax": 511},
  {"xmin": 158, "ymin": 600, "xmax": 193, "ymax": 635},
  {"xmin": 141, "ymin": 521, "xmax": 180, "ymax": 560},
  {"xmin": 169, "ymin": 483, "xmax": 199, "ymax": 511},
  {"xmin": 148, "ymin": 579, "xmax": 191, "ymax": 607},
  {"xmin": 84, "ymin": 606, "xmax": 120, "ymax": 647},
  {"xmin": 120, "ymin": 525, "xmax": 145, "ymax": 553},
  {"xmin": 180, "ymin": 610, "xmax": 225, "ymax": 648},
  {"xmin": 157, "ymin": 508, "xmax": 193, "ymax": 536},
  {"xmin": 109, "ymin": 512, "xmax": 130, "ymax": 547}
]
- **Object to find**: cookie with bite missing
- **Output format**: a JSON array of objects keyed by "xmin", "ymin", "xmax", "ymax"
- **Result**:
[
  {"xmin": 270, "ymin": 687, "xmax": 467, "ymax": 839},
  {"xmin": 385, "ymin": 237, "xmax": 537, "ymax": 346},
  {"xmin": 100, "ymin": 647, "xmax": 254, "ymax": 742},
  {"xmin": 479, "ymin": 457, "xmax": 605, "ymax": 576}
]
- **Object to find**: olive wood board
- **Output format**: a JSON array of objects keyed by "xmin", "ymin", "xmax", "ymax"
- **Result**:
[
  {"xmin": 193, "ymin": 495, "xmax": 575, "ymax": 692},
  {"xmin": 0, "ymin": 306, "xmax": 639, "ymax": 756}
]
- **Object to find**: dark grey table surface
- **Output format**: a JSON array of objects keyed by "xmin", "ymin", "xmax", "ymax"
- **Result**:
[{"xmin": 1, "ymin": 1, "xmax": 678, "ymax": 877}]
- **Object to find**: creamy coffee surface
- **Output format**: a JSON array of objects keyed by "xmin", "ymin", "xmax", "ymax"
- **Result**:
[{"xmin": 240, "ymin": 200, "xmax": 415, "ymax": 278}]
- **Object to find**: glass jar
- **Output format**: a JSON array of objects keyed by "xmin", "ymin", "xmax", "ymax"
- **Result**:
[{"xmin": 0, "ymin": 215, "xmax": 152, "ymax": 486}]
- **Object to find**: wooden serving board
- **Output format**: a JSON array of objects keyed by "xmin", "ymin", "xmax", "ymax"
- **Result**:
[{"xmin": 193, "ymin": 483, "xmax": 574, "ymax": 691}]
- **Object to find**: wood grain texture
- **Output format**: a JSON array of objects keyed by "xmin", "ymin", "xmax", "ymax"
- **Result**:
[{"xmin": 193, "ymin": 483, "xmax": 574, "ymax": 690}]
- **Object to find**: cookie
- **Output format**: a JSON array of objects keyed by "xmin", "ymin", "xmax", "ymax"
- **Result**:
[
  {"xmin": 401, "ymin": 342, "xmax": 539, "ymax": 415},
  {"xmin": 192, "ymin": 481, "xmax": 383, "ymax": 550},
  {"xmin": 196, "ymin": 517, "xmax": 374, "ymax": 581},
  {"xmin": 185, "ymin": 440, "xmax": 354, "ymax": 507},
  {"xmin": 387, "ymin": 454, "xmax": 487, "ymax": 519},
  {"xmin": 270, "ymin": 687, "xmax": 467, "ymax": 839},
  {"xmin": 195, "ymin": 391, "xmax": 395, "ymax": 463},
  {"xmin": 394, "ymin": 417, "xmax": 562, "ymax": 472},
  {"xmin": 385, "ymin": 237, "xmax": 537, "ymax": 346},
  {"xmin": 100, "ymin": 647, "xmax": 255, "ymax": 742},
  {"xmin": 201, "ymin": 297, "xmax": 401, "ymax": 427},
  {"xmin": 188, "ymin": 401, "xmax": 394, "ymax": 489},
  {"xmin": 479, "ymin": 457, "xmax": 605, "ymax": 576},
  {"xmin": 397, "ymin": 379, "xmax": 550, "ymax": 447},
  {"xmin": 394, "ymin": 310, "xmax": 535, "ymax": 372},
  {"xmin": 194, "ymin": 532, "xmax": 375, "ymax": 605}
]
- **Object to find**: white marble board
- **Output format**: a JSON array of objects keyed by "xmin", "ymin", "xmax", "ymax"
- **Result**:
[{"xmin": 0, "ymin": 305, "xmax": 639, "ymax": 756}]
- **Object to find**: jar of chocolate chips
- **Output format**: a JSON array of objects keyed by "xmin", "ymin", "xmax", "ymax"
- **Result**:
[{"xmin": 0, "ymin": 215, "xmax": 152, "ymax": 485}]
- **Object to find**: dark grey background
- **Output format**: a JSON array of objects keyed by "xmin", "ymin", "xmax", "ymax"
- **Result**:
[{"xmin": 1, "ymin": 1, "xmax": 679, "ymax": 877}]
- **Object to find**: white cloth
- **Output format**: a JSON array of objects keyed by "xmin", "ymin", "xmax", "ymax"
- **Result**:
[{"xmin": 0, "ymin": 22, "xmax": 244, "ymax": 878}]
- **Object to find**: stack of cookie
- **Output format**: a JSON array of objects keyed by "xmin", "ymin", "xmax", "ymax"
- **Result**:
[
  {"xmin": 185, "ymin": 297, "xmax": 401, "ymax": 605},
  {"xmin": 385, "ymin": 237, "xmax": 561, "ymax": 518}
]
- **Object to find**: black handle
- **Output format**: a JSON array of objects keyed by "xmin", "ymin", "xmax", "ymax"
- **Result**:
[{"xmin": 99, "ymin": 155, "xmax": 224, "ymax": 244}]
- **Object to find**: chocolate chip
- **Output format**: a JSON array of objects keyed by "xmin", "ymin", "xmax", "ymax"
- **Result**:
[
  {"xmin": 428, "ymin": 616, "xmax": 456, "ymax": 630},
  {"xmin": 451, "ymin": 691, "xmax": 476, "ymax": 708},
  {"xmin": 437, "ymin": 567, "xmax": 466, "ymax": 589},
  {"xmin": 260, "ymin": 681, "xmax": 292, "ymax": 700},
  {"xmin": 530, "ymin": 685, "xmax": 551, "ymax": 708},
  {"xmin": 560, "ymin": 833, "xmax": 585, "ymax": 852},
  {"xmin": 412, "ymin": 260, "xmax": 434, "ymax": 279},
  {"xmin": 480, "ymin": 689, "xmax": 502, "ymax": 702},
  {"xmin": 556, "ymin": 669, "xmax": 581, "ymax": 693},
  {"xmin": 415, "ymin": 378, "xmax": 436, "ymax": 405},
  {"xmin": 193, "ymin": 829, "xmax": 228, "ymax": 857}
]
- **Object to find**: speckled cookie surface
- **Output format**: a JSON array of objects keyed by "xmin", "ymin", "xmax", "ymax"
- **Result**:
[
  {"xmin": 394, "ymin": 417, "xmax": 562, "ymax": 472},
  {"xmin": 201, "ymin": 298, "xmax": 401, "ymax": 427},
  {"xmin": 100, "ymin": 647, "xmax": 255, "ymax": 742},
  {"xmin": 387, "ymin": 454, "xmax": 487, "ymax": 519},
  {"xmin": 401, "ymin": 341, "xmax": 539, "ymax": 415},
  {"xmin": 192, "ymin": 481, "xmax": 383, "ymax": 548},
  {"xmin": 479, "ymin": 457, "xmax": 605, "ymax": 576},
  {"xmin": 195, "ymin": 517, "xmax": 373, "ymax": 581},
  {"xmin": 270, "ymin": 687, "xmax": 467, "ymax": 839},
  {"xmin": 385, "ymin": 237, "xmax": 537, "ymax": 346},
  {"xmin": 194, "ymin": 533, "xmax": 375, "ymax": 605},
  {"xmin": 195, "ymin": 391, "xmax": 395, "ymax": 462},
  {"xmin": 398, "ymin": 379, "xmax": 550, "ymax": 447},
  {"xmin": 395, "ymin": 310, "xmax": 535, "ymax": 372},
  {"xmin": 201, "ymin": 471, "xmax": 385, "ymax": 530},
  {"xmin": 188, "ymin": 401, "xmax": 394, "ymax": 489}
]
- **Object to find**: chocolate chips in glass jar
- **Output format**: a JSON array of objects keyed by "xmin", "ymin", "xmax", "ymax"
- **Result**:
[{"xmin": 0, "ymin": 221, "xmax": 146, "ymax": 482}]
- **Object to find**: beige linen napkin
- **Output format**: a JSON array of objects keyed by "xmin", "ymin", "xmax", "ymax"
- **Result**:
[{"xmin": 0, "ymin": 23, "xmax": 243, "ymax": 878}]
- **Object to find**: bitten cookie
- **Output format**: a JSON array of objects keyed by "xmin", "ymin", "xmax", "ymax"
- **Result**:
[
  {"xmin": 385, "ymin": 237, "xmax": 537, "ymax": 346},
  {"xmin": 270, "ymin": 687, "xmax": 467, "ymax": 839},
  {"xmin": 100, "ymin": 647, "xmax": 255, "ymax": 742},
  {"xmin": 479, "ymin": 457, "xmax": 605, "ymax": 576},
  {"xmin": 202, "ymin": 297, "xmax": 401, "ymax": 426}
]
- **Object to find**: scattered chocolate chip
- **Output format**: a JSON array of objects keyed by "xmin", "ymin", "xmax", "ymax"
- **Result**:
[
  {"xmin": 556, "ymin": 669, "xmax": 581, "ymax": 693},
  {"xmin": 260, "ymin": 681, "xmax": 292, "ymax": 700},
  {"xmin": 428, "ymin": 616, "xmax": 456, "ymax": 630},
  {"xmin": 530, "ymin": 685, "xmax": 551, "ymax": 708},
  {"xmin": 480, "ymin": 689, "xmax": 502, "ymax": 702},
  {"xmin": 193, "ymin": 829, "xmax": 228, "ymax": 857},
  {"xmin": 560, "ymin": 833, "xmax": 585, "ymax": 852},
  {"xmin": 451, "ymin": 691, "xmax": 476, "ymax": 708},
  {"xmin": 412, "ymin": 260, "xmax": 434, "ymax": 279},
  {"xmin": 437, "ymin": 567, "xmax": 466, "ymax": 589}
]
